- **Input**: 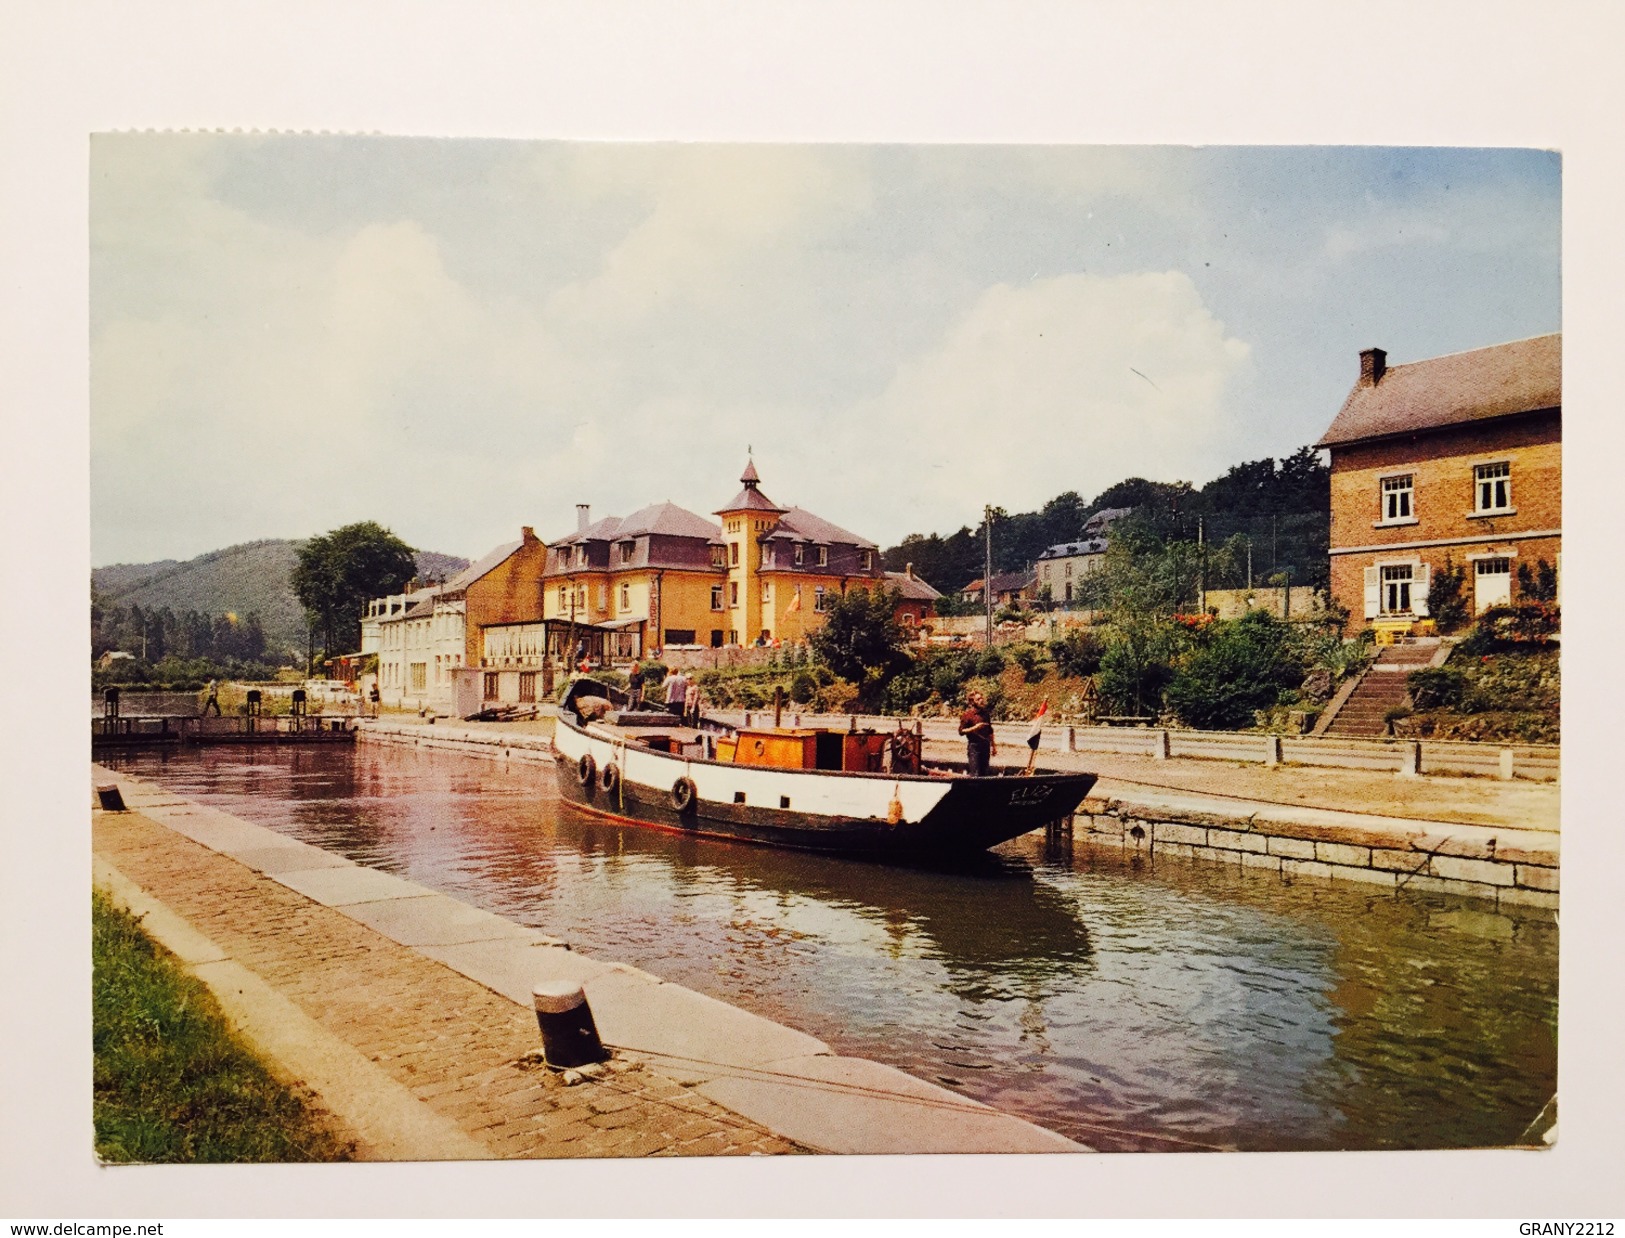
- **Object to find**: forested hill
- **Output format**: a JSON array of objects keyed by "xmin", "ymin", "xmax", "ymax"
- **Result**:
[
  {"xmin": 92, "ymin": 540, "xmax": 469, "ymax": 654},
  {"xmin": 881, "ymin": 446, "xmax": 1331, "ymax": 594}
]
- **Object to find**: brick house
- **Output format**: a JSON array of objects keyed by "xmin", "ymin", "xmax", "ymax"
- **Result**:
[
  {"xmin": 1316, "ymin": 334, "xmax": 1560, "ymax": 632},
  {"xmin": 885, "ymin": 564, "xmax": 943, "ymax": 632}
]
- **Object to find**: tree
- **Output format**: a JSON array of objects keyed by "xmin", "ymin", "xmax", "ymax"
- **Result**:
[
  {"xmin": 809, "ymin": 586, "xmax": 908, "ymax": 700},
  {"xmin": 1165, "ymin": 609, "xmax": 1305, "ymax": 729},
  {"xmin": 292, "ymin": 522, "xmax": 417, "ymax": 660}
]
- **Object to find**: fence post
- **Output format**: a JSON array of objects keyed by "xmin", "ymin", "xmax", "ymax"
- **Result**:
[
  {"xmin": 1499, "ymin": 748, "xmax": 1515, "ymax": 781},
  {"xmin": 1399, "ymin": 740, "xmax": 1421, "ymax": 777},
  {"xmin": 1264, "ymin": 734, "xmax": 1282, "ymax": 767},
  {"xmin": 1153, "ymin": 729, "xmax": 1170, "ymax": 760},
  {"xmin": 1065, "ymin": 725, "xmax": 1076, "ymax": 753}
]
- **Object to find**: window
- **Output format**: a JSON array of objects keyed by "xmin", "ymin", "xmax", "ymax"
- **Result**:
[
  {"xmin": 729, "ymin": 581, "xmax": 739, "ymax": 607},
  {"xmin": 730, "ymin": 542, "xmax": 740, "ymax": 566},
  {"xmin": 619, "ymin": 582, "xmax": 630, "ymax": 610},
  {"xmin": 558, "ymin": 585, "xmax": 568, "ymax": 611},
  {"xmin": 1382, "ymin": 474, "xmax": 1414, "ymax": 521},
  {"xmin": 793, "ymin": 543, "xmax": 804, "ymax": 566},
  {"xmin": 859, "ymin": 550, "xmax": 873, "ymax": 571},
  {"xmin": 761, "ymin": 581, "xmax": 772, "ymax": 603},
  {"xmin": 727, "ymin": 629, "xmax": 739, "ymax": 646},
  {"xmin": 410, "ymin": 662, "xmax": 428, "ymax": 692},
  {"xmin": 596, "ymin": 584, "xmax": 607, "ymax": 610},
  {"xmin": 1475, "ymin": 462, "xmax": 1512, "ymax": 513},
  {"xmin": 814, "ymin": 586, "xmax": 827, "ymax": 612},
  {"xmin": 518, "ymin": 672, "xmax": 536, "ymax": 703},
  {"xmin": 816, "ymin": 545, "xmax": 828, "ymax": 567},
  {"xmin": 619, "ymin": 540, "xmax": 634, "ymax": 564},
  {"xmin": 901, "ymin": 612, "xmax": 916, "ymax": 627},
  {"xmin": 1381, "ymin": 564, "xmax": 1413, "ymax": 614},
  {"xmin": 665, "ymin": 629, "xmax": 696, "ymax": 645},
  {"xmin": 1065, "ymin": 562, "xmax": 1073, "ymax": 579},
  {"xmin": 710, "ymin": 545, "xmax": 726, "ymax": 568},
  {"xmin": 711, "ymin": 585, "xmax": 724, "ymax": 611},
  {"xmin": 710, "ymin": 629, "xmax": 723, "ymax": 648},
  {"xmin": 483, "ymin": 672, "xmax": 499, "ymax": 700}
]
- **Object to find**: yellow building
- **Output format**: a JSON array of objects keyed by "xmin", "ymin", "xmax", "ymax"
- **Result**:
[
  {"xmin": 543, "ymin": 462, "xmax": 890, "ymax": 656},
  {"xmin": 718, "ymin": 460, "xmax": 886, "ymax": 646}
]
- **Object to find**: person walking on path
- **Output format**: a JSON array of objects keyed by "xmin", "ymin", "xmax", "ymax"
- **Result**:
[
  {"xmin": 200, "ymin": 679, "xmax": 222, "ymax": 717},
  {"xmin": 664, "ymin": 668, "xmax": 691, "ymax": 719},
  {"xmin": 959, "ymin": 689, "xmax": 996, "ymax": 777},
  {"xmin": 369, "ymin": 681, "xmax": 382, "ymax": 718},
  {"xmin": 628, "ymin": 661, "xmax": 645, "ymax": 711}
]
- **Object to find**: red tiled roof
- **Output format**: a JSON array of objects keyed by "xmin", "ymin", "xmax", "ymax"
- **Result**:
[
  {"xmin": 885, "ymin": 570, "xmax": 942, "ymax": 601},
  {"xmin": 1316, "ymin": 334, "xmax": 1560, "ymax": 448}
]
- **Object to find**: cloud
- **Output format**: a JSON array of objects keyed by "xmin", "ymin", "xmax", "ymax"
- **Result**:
[{"xmin": 771, "ymin": 270, "xmax": 1252, "ymax": 542}]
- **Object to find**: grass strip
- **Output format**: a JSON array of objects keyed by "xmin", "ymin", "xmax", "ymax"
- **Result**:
[{"xmin": 92, "ymin": 887, "xmax": 354, "ymax": 1162}]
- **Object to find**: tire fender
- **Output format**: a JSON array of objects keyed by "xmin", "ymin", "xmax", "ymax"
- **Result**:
[
  {"xmin": 598, "ymin": 761, "xmax": 620, "ymax": 796},
  {"xmin": 576, "ymin": 752, "xmax": 597, "ymax": 788},
  {"xmin": 669, "ymin": 776, "xmax": 697, "ymax": 814}
]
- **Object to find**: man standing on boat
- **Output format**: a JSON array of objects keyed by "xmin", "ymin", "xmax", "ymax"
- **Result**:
[
  {"xmin": 628, "ymin": 660, "xmax": 646, "ymax": 711},
  {"xmin": 959, "ymin": 689, "xmax": 996, "ymax": 777},
  {"xmin": 664, "ymin": 668, "xmax": 690, "ymax": 719}
]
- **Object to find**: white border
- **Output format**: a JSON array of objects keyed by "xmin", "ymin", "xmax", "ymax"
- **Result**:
[{"xmin": 4, "ymin": 0, "xmax": 1623, "ymax": 1221}]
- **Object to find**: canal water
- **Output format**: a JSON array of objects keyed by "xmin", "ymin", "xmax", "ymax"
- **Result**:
[{"xmin": 101, "ymin": 743, "xmax": 1558, "ymax": 1153}]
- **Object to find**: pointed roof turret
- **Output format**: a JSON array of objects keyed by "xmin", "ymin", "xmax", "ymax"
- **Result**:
[{"xmin": 716, "ymin": 457, "xmax": 787, "ymax": 516}]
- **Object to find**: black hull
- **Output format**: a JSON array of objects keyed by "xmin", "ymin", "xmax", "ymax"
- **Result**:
[{"xmin": 551, "ymin": 752, "xmax": 1096, "ymax": 858}]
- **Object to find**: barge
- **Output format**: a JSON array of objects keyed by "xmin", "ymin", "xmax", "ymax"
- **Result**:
[{"xmin": 551, "ymin": 680, "xmax": 1096, "ymax": 858}]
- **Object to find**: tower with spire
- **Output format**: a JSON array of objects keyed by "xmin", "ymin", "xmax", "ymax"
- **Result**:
[{"xmin": 715, "ymin": 458, "xmax": 787, "ymax": 645}]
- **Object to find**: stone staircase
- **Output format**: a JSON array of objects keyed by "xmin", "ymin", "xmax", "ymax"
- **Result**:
[{"xmin": 1320, "ymin": 641, "xmax": 1440, "ymax": 738}]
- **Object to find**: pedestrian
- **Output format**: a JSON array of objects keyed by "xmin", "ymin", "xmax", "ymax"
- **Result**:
[
  {"xmin": 959, "ymin": 689, "xmax": 996, "ymax": 777},
  {"xmin": 369, "ymin": 681, "xmax": 381, "ymax": 717},
  {"xmin": 628, "ymin": 661, "xmax": 645, "ymax": 710},
  {"xmin": 664, "ymin": 668, "xmax": 690, "ymax": 719},
  {"xmin": 200, "ymin": 679, "xmax": 221, "ymax": 717},
  {"xmin": 683, "ymin": 679, "xmax": 703, "ymax": 727}
]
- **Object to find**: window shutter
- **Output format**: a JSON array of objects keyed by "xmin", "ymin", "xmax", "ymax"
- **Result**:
[
  {"xmin": 1413, "ymin": 563, "xmax": 1431, "ymax": 617},
  {"xmin": 1363, "ymin": 567, "xmax": 1379, "ymax": 618}
]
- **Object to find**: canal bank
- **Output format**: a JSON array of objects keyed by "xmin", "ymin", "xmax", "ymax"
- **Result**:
[
  {"xmin": 90, "ymin": 764, "xmax": 1084, "ymax": 1158},
  {"xmin": 355, "ymin": 715, "xmax": 1558, "ymax": 909}
]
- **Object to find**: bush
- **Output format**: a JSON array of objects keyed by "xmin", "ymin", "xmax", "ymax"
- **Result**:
[
  {"xmin": 1458, "ymin": 603, "xmax": 1561, "ymax": 655},
  {"xmin": 1427, "ymin": 556, "xmax": 1471, "ymax": 634},
  {"xmin": 975, "ymin": 648, "xmax": 1005, "ymax": 677},
  {"xmin": 1096, "ymin": 633, "xmax": 1173, "ymax": 718},
  {"xmin": 1009, "ymin": 643, "xmax": 1047, "ymax": 683},
  {"xmin": 1517, "ymin": 558, "xmax": 1559, "ymax": 603},
  {"xmin": 1165, "ymin": 609, "xmax": 1305, "ymax": 730},
  {"xmin": 1049, "ymin": 629, "xmax": 1104, "ymax": 678},
  {"xmin": 637, "ymin": 661, "xmax": 668, "ymax": 688},
  {"xmin": 1407, "ymin": 666, "xmax": 1467, "ymax": 710},
  {"xmin": 788, "ymin": 669, "xmax": 817, "ymax": 704}
]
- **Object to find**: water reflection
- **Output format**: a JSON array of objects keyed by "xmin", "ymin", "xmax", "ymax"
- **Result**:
[{"xmin": 104, "ymin": 744, "xmax": 1557, "ymax": 1153}]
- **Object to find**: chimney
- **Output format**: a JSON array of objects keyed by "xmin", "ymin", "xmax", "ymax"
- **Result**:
[
  {"xmin": 521, "ymin": 525, "xmax": 537, "ymax": 544},
  {"xmin": 576, "ymin": 504, "xmax": 590, "ymax": 533},
  {"xmin": 1359, "ymin": 347, "xmax": 1387, "ymax": 387},
  {"xmin": 905, "ymin": 562, "xmax": 915, "ymax": 579}
]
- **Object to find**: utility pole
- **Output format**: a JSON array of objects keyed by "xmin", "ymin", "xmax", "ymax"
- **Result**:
[
  {"xmin": 1197, "ymin": 515, "xmax": 1206, "ymax": 614},
  {"xmin": 984, "ymin": 505, "xmax": 994, "ymax": 648},
  {"xmin": 1246, "ymin": 539, "xmax": 1254, "ymax": 591}
]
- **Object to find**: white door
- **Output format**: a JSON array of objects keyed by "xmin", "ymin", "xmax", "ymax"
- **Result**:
[{"xmin": 1474, "ymin": 557, "xmax": 1512, "ymax": 613}]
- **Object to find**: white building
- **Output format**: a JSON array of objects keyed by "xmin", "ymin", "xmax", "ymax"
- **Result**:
[{"xmin": 370, "ymin": 586, "xmax": 466, "ymax": 713}]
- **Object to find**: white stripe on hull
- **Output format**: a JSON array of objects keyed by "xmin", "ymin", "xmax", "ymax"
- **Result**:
[{"xmin": 553, "ymin": 721, "xmax": 954, "ymax": 823}]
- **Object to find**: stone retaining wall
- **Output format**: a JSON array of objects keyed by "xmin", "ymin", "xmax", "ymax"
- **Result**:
[
  {"xmin": 1076, "ymin": 796, "xmax": 1559, "ymax": 911},
  {"xmin": 360, "ymin": 721, "xmax": 555, "ymax": 764}
]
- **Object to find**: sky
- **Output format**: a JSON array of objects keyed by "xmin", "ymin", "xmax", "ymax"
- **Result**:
[{"xmin": 90, "ymin": 138, "xmax": 1560, "ymax": 568}]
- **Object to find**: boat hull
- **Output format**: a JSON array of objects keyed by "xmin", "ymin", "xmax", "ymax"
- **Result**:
[{"xmin": 551, "ymin": 717, "xmax": 1096, "ymax": 857}]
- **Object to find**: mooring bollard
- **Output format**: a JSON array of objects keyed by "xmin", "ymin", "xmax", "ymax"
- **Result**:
[
  {"xmin": 532, "ymin": 981, "xmax": 608, "ymax": 1069},
  {"xmin": 1152, "ymin": 730, "xmax": 1171, "ymax": 760},
  {"xmin": 1264, "ymin": 734, "xmax": 1282, "ymax": 767},
  {"xmin": 1499, "ymin": 748, "xmax": 1516, "ymax": 781},
  {"xmin": 1399, "ymin": 740, "xmax": 1421, "ymax": 777},
  {"xmin": 95, "ymin": 784, "xmax": 127, "ymax": 812},
  {"xmin": 1065, "ymin": 725, "xmax": 1076, "ymax": 753}
]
